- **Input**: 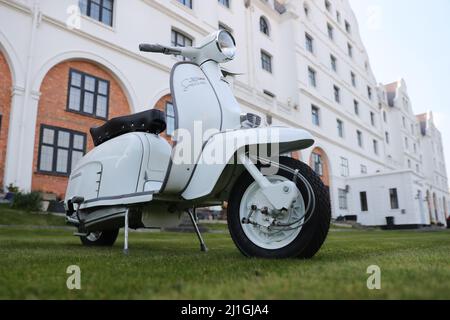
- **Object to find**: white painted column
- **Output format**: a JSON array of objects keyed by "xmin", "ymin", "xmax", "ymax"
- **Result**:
[{"xmin": 3, "ymin": 87, "xmax": 40, "ymax": 192}]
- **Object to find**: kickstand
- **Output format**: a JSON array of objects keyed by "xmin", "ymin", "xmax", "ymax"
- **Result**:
[
  {"xmin": 187, "ymin": 208, "xmax": 208, "ymax": 252},
  {"xmin": 124, "ymin": 208, "xmax": 129, "ymax": 255}
]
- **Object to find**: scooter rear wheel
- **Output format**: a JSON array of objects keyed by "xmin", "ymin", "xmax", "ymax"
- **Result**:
[
  {"xmin": 80, "ymin": 229, "xmax": 119, "ymax": 247},
  {"xmin": 227, "ymin": 156, "xmax": 331, "ymax": 259}
]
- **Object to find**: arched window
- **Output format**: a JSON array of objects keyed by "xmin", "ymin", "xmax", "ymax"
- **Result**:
[{"xmin": 260, "ymin": 16, "xmax": 270, "ymax": 36}]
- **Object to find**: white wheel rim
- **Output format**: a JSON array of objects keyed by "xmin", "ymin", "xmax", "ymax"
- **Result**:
[{"xmin": 239, "ymin": 175, "xmax": 306, "ymax": 250}]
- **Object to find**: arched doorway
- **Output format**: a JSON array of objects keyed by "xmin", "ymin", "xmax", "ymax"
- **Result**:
[
  {"xmin": 0, "ymin": 50, "xmax": 12, "ymax": 190},
  {"xmin": 309, "ymin": 147, "xmax": 330, "ymax": 187},
  {"xmin": 31, "ymin": 60, "xmax": 132, "ymax": 198}
]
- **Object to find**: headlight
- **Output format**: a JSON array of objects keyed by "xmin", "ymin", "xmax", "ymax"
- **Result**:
[{"xmin": 217, "ymin": 30, "xmax": 236, "ymax": 60}]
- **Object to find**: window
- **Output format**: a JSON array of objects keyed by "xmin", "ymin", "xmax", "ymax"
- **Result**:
[
  {"xmin": 373, "ymin": 140, "xmax": 379, "ymax": 155},
  {"xmin": 311, "ymin": 105, "xmax": 320, "ymax": 126},
  {"xmin": 336, "ymin": 11, "xmax": 341, "ymax": 23},
  {"xmin": 260, "ymin": 17, "xmax": 270, "ymax": 36},
  {"xmin": 361, "ymin": 165, "xmax": 367, "ymax": 174},
  {"xmin": 330, "ymin": 54, "xmax": 337, "ymax": 72},
  {"xmin": 347, "ymin": 43, "xmax": 353, "ymax": 57},
  {"xmin": 383, "ymin": 111, "xmax": 387, "ymax": 123},
  {"xmin": 337, "ymin": 119, "xmax": 344, "ymax": 138},
  {"xmin": 325, "ymin": 0, "xmax": 331, "ymax": 12},
  {"xmin": 345, "ymin": 20, "xmax": 351, "ymax": 34},
  {"xmin": 354, "ymin": 100, "xmax": 359, "ymax": 115},
  {"xmin": 360, "ymin": 192, "xmax": 368, "ymax": 212},
  {"xmin": 327, "ymin": 23, "xmax": 334, "ymax": 40},
  {"xmin": 357, "ymin": 130, "xmax": 363, "ymax": 148},
  {"xmin": 79, "ymin": 0, "xmax": 114, "ymax": 26},
  {"xmin": 370, "ymin": 112, "xmax": 375, "ymax": 126},
  {"xmin": 367, "ymin": 86, "xmax": 373, "ymax": 100},
  {"xmin": 312, "ymin": 153, "xmax": 323, "ymax": 176},
  {"xmin": 261, "ymin": 50, "xmax": 272, "ymax": 73},
  {"xmin": 171, "ymin": 29, "xmax": 193, "ymax": 60},
  {"xmin": 389, "ymin": 188, "xmax": 399, "ymax": 209},
  {"xmin": 165, "ymin": 102, "xmax": 175, "ymax": 137},
  {"xmin": 177, "ymin": 0, "xmax": 192, "ymax": 8},
  {"xmin": 405, "ymin": 137, "xmax": 409, "ymax": 149},
  {"xmin": 385, "ymin": 131, "xmax": 390, "ymax": 144},
  {"xmin": 338, "ymin": 189, "xmax": 348, "ymax": 210},
  {"xmin": 350, "ymin": 72, "xmax": 356, "ymax": 87},
  {"xmin": 38, "ymin": 125, "xmax": 86, "ymax": 176},
  {"xmin": 308, "ymin": 67, "xmax": 317, "ymax": 87},
  {"xmin": 218, "ymin": 0, "xmax": 230, "ymax": 8},
  {"xmin": 266, "ymin": 114, "xmax": 273, "ymax": 125},
  {"xmin": 305, "ymin": 33, "xmax": 314, "ymax": 53},
  {"xmin": 341, "ymin": 157, "xmax": 349, "ymax": 177},
  {"xmin": 68, "ymin": 69, "xmax": 110, "ymax": 119},
  {"xmin": 333, "ymin": 85, "xmax": 340, "ymax": 103}
]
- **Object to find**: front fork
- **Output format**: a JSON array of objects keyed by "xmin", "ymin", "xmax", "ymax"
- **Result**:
[{"xmin": 237, "ymin": 153, "xmax": 298, "ymax": 211}]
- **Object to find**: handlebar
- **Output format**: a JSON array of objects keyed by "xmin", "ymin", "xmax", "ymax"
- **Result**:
[{"xmin": 139, "ymin": 43, "xmax": 182, "ymax": 55}]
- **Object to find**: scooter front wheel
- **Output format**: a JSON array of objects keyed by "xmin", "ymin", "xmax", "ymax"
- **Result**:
[
  {"xmin": 227, "ymin": 157, "xmax": 331, "ymax": 259},
  {"xmin": 80, "ymin": 229, "xmax": 119, "ymax": 247}
]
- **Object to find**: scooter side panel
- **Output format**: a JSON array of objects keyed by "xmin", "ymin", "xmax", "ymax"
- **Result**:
[
  {"xmin": 163, "ymin": 62, "xmax": 223, "ymax": 193},
  {"xmin": 65, "ymin": 133, "xmax": 145, "ymax": 209},
  {"xmin": 181, "ymin": 127, "xmax": 315, "ymax": 201}
]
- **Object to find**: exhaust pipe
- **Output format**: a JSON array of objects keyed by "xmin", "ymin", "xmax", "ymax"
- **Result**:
[{"xmin": 66, "ymin": 215, "xmax": 80, "ymax": 227}]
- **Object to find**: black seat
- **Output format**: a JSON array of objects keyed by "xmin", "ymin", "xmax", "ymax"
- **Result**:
[{"xmin": 90, "ymin": 109, "xmax": 167, "ymax": 146}]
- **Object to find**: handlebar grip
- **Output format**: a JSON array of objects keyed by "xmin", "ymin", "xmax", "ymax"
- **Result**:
[{"xmin": 139, "ymin": 44, "xmax": 166, "ymax": 53}]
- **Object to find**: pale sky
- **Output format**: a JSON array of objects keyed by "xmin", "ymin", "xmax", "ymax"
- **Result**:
[{"xmin": 349, "ymin": 0, "xmax": 450, "ymax": 182}]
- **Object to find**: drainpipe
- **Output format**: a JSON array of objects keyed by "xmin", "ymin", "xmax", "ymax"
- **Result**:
[{"xmin": 15, "ymin": 0, "xmax": 41, "ymax": 190}]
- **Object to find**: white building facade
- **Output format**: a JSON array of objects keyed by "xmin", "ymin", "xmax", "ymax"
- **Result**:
[{"xmin": 0, "ymin": 0, "xmax": 448, "ymax": 226}]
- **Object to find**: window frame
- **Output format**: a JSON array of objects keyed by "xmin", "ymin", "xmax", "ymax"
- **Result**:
[
  {"xmin": 79, "ymin": 0, "xmax": 114, "ymax": 27},
  {"xmin": 311, "ymin": 105, "xmax": 320, "ymax": 126},
  {"xmin": 165, "ymin": 101, "xmax": 176, "ymax": 137},
  {"xmin": 337, "ymin": 119, "xmax": 344, "ymax": 138},
  {"xmin": 312, "ymin": 153, "xmax": 323, "ymax": 177},
  {"xmin": 218, "ymin": 0, "xmax": 230, "ymax": 8},
  {"xmin": 389, "ymin": 188, "xmax": 399, "ymax": 210},
  {"xmin": 37, "ymin": 125, "xmax": 87, "ymax": 177},
  {"xmin": 338, "ymin": 189, "xmax": 348, "ymax": 210},
  {"xmin": 360, "ymin": 191, "xmax": 368, "ymax": 212},
  {"xmin": 66, "ymin": 68, "xmax": 110, "ymax": 120},
  {"xmin": 340, "ymin": 157, "xmax": 349, "ymax": 177},
  {"xmin": 260, "ymin": 16, "xmax": 270, "ymax": 36},
  {"xmin": 171, "ymin": 29, "xmax": 194, "ymax": 61},
  {"xmin": 305, "ymin": 33, "xmax": 314, "ymax": 53},
  {"xmin": 261, "ymin": 50, "xmax": 273, "ymax": 73},
  {"xmin": 308, "ymin": 66, "xmax": 317, "ymax": 87},
  {"xmin": 177, "ymin": 0, "xmax": 192, "ymax": 9}
]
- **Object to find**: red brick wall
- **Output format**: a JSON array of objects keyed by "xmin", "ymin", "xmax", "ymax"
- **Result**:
[
  {"xmin": 32, "ymin": 60, "xmax": 131, "ymax": 198},
  {"xmin": 0, "ymin": 51, "xmax": 12, "ymax": 191}
]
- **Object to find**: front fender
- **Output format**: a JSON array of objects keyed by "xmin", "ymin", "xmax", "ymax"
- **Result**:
[{"xmin": 182, "ymin": 127, "xmax": 314, "ymax": 200}]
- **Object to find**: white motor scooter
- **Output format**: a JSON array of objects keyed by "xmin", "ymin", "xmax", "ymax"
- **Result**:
[{"xmin": 64, "ymin": 30, "xmax": 331, "ymax": 259}]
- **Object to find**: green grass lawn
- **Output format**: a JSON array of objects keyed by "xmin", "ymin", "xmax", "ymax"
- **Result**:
[{"xmin": 0, "ymin": 205, "xmax": 449, "ymax": 300}]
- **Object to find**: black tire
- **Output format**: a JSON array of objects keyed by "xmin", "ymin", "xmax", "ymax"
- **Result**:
[
  {"xmin": 227, "ymin": 156, "xmax": 331, "ymax": 259},
  {"xmin": 80, "ymin": 229, "xmax": 119, "ymax": 247}
]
